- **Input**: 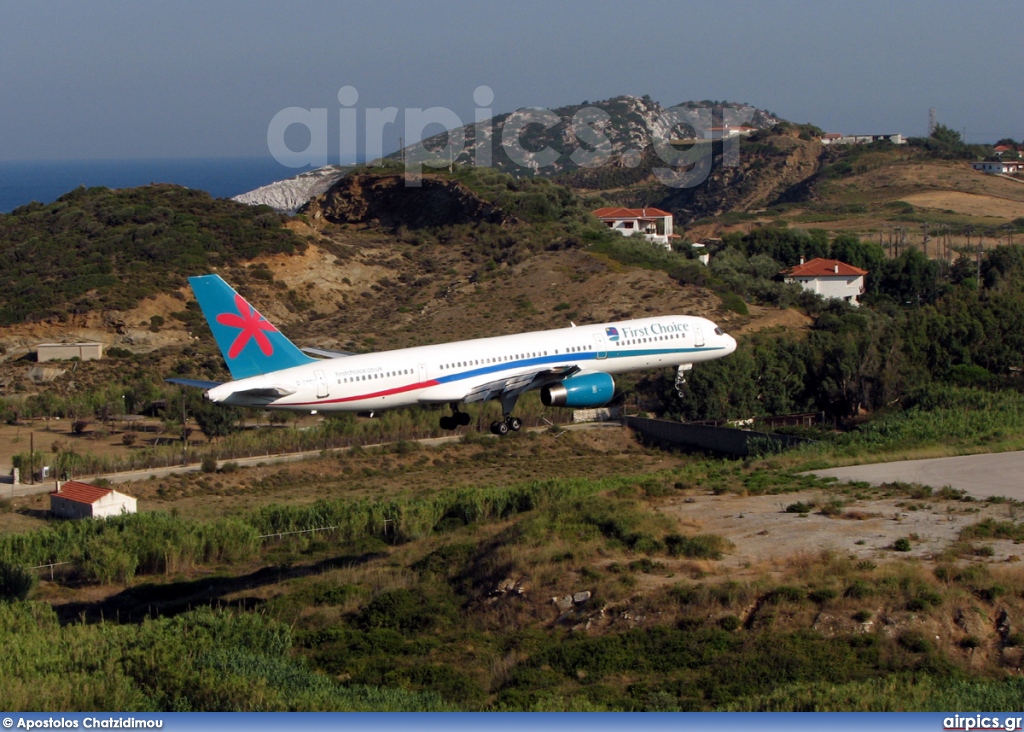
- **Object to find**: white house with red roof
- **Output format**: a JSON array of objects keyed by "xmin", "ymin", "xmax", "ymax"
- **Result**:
[
  {"xmin": 783, "ymin": 258, "xmax": 868, "ymax": 306},
  {"xmin": 50, "ymin": 480, "xmax": 137, "ymax": 519},
  {"xmin": 593, "ymin": 207, "xmax": 674, "ymax": 248}
]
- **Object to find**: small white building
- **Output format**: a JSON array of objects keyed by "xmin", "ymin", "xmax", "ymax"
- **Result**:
[
  {"xmin": 820, "ymin": 133, "xmax": 905, "ymax": 146},
  {"xmin": 783, "ymin": 258, "xmax": 867, "ymax": 306},
  {"xmin": 593, "ymin": 207, "xmax": 674, "ymax": 248},
  {"xmin": 50, "ymin": 480, "xmax": 137, "ymax": 519},
  {"xmin": 701, "ymin": 126, "xmax": 756, "ymax": 139},
  {"xmin": 972, "ymin": 160, "xmax": 1024, "ymax": 174},
  {"xmin": 37, "ymin": 343, "xmax": 103, "ymax": 362}
]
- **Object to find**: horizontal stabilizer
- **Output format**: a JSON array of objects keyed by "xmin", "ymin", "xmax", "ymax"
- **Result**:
[
  {"xmin": 234, "ymin": 385, "xmax": 296, "ymax": 398},
  {"xmin": 165, "ymin": 378, "xmax": 223, "ymax": 390},
  {"xmin": 302, "ymin": 347, "xmax": 357, "ymax": 358}
]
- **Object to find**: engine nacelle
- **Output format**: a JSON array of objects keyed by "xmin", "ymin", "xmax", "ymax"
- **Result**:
[{"xmin": 540, "ymin": 373, "xmax": 615, "ymax": 408}]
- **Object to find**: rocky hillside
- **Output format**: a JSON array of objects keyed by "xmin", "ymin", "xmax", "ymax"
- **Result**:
[
  {"xmin": 232, "ymin": 96, "xmax": 780, "ymax": 213},
  {"xmin": 398, "ymin": 95, "xmax": 781, "ymax": 179},
  {"xmin": 300, "ymin": 173, "xmax": 512, "ymax": 229},
  {"xmin": 232, "ymin": 165, "xmax": 351, "ymax": 213},
  {"xmin": 657, "ymin": 130, "xmax": 827, "ymax": 223}
]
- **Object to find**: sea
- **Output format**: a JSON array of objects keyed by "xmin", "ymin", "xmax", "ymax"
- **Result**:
[{"xmin": 0, "ymin": 157, "xmax": 304, "ymax": 214}]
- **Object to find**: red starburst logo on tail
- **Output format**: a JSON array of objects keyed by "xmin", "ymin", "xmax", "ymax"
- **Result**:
[{"xmin": 216, "ymin": 294, "xmax": 277, "ymax": 359}]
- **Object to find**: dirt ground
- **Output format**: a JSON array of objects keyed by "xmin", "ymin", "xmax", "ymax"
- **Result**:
[
  {"xmin": 899, "ymin": 190, "xmax": 1024, "ymax": 219},
  {"xmin": 660, "ymin": 489, "xmax": 1022, "ymax": 572}
]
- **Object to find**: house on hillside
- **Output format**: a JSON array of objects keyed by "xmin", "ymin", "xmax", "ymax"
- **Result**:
[
  {"xmin": 820, "ymin": 133, "xmax": 905, "ymax": 146},
  {"xmin": 783, "ymin": 258, "xmax": 867, "ymax": 306},
  {"xmin": 50, "ymin": 480, "xmax": 137, "ymax": 519},
  {"xmin": 972, "ymin": 160, "xmax": 1024, "ymax": 174},
  {"xmin": 593, "ymin": 207, "xmax": 674, "ymax": 248}
]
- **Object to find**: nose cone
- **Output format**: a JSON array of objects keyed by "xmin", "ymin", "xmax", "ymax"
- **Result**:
[{"xmin": 725, "ymin": 333, "xmax": 737, "ymax": 355}]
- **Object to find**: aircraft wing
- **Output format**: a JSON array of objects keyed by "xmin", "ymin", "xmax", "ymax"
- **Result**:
[
  {"xmin": 462, "ymin": 365, "xmax": 580, "ymax": 404},
  {"xmin": 302, "ymin": 347, "xmax": 357, "ymax": 358}
]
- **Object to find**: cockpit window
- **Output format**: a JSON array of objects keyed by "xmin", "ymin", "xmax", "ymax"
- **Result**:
[{"xmin": 714, "ymin": 327, "xmax": 724, "ymax": 336}]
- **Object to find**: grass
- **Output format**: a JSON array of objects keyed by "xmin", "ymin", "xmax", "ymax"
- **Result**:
[{"xmin": 4, "ymin": 422, "xmax": 1024, "ymax": 710}]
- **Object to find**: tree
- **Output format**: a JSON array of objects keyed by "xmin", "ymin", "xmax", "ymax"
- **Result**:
[
  {"xmin": 931, "ymin": 123, "xmax": 963, "ymax": 149},
  {"xmin": 192, "ymin": 402, "xmax": 239, "ymax": 443},
  {"xmin": 0, "ymin": 562, "xmax": 37, "ymax": 602}
]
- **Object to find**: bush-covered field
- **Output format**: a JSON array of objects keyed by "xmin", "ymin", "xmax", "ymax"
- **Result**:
[
  {"xmin": 0, "ymin": 185, "xmax": 303, "ymax": 324},
  {"xmin": 2, "ymin": 454, "xmax": 1024, "ymax": 711}
]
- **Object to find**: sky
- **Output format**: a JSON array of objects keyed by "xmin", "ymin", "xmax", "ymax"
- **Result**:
[{"xmin": 1, "ymin": 0, "xmax": 1021, "ymax": 162}]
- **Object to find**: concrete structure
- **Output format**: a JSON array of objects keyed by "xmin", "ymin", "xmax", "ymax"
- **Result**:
[
  {"xmin": 593, "ymin": 207, "xmax": 674, "ymax": 248},
  {"xmin": 50, "ymin": 480, "xmax": 137, "ymax": 519},
  {"xmin": 701, "ymin": 126, "xmax": 756, "ymax": 139},
  {"xmin": 972, "ymin": 160, "xmax": 1024, "ymax": 174},
  {"xmin": 809, "ymin": 450, "xmax": 1024, "ymax": 501},
  {"xmin": 625, "ymin": 416, "xmax": 810, "ymax": 457},
  {"xmin": 783, "ymin": 258, "xmax": 867, "ymax": 306},
  {"xmin": 37, "ymin": 343, "xmax": 103, "ymax": 362},
  {"xmin": 820, "ymin": 133, "xmax": 905, "ymax": 146}
]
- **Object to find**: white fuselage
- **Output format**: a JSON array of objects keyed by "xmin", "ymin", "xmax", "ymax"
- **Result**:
[{"xmin": 205, "ymin": 315, "xmax": 736, "ymax": 412}]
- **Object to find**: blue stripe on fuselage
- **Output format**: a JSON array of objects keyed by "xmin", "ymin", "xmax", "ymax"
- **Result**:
[
  {"xmin": 291, "ymin": 346, "xmax": 725, "ymax": 407},
  {"xmin": 431, "ymin": 346, "xmax": 725, "ymax": 386}
]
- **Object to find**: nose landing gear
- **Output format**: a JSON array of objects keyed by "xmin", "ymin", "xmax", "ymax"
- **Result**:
[{"xmin": 675, "ymin": 363, "xmax": 692, "ymax": 399}]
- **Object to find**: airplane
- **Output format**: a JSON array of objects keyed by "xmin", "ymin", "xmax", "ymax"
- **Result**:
[{"xmin": 168, "ymin": 274, "xmax": 737, "ymax": 435}]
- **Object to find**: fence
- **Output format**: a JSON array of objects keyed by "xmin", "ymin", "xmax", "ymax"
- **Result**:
[{"xmin": 625, "ymin": 416, "xmax": 813, "ymax": 457}]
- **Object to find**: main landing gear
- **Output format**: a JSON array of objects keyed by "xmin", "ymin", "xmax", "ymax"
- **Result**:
[
  {"xmin": 489, "ymin": 392, "xmax": 523, "ymax": 436},
  {"xmin": 439, "ymin": 403, "xmax": 472, "ymax": 431},
  {"xmin": 489, "ymin": 414, "xmax": 522, "ymax": 436}
]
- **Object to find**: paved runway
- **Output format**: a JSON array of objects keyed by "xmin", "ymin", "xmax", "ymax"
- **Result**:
[{"xmin": 810, "ymin": 451, "xmax": 1024, "ymax": 500}]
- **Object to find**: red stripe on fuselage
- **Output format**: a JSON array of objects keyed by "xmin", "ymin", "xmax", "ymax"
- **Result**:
[{"xmin": 287, "ymin": 379, "xmax": 441, "ymax": 407}]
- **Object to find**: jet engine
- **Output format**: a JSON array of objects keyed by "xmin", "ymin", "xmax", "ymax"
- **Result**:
[{"xmin": 540, "ymin": 373, "xmax": 615, "ymax": 408}]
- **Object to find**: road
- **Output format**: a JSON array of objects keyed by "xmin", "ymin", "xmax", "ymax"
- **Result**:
[
  {"xmin": 3, "ymin": 421, "xmax": 621, "ymax": 496},
  {"xmin": 810, "ymin": 450, "xmax": 1024, "ymax": 500}
]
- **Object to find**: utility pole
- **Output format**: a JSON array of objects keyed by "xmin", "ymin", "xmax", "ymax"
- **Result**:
[
  {"xmin": 181, "ymin": 392, "xmax": 188, "ymax": 467},
  {"xmin": 976, "ymin": 238, "xmax": 982, "ymax": 288}
]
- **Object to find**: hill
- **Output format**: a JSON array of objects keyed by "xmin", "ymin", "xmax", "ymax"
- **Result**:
[
  {"xmin": 392, "ymin": 95, "xmax": 781, "ymax": 179},
  {"xmin": 0, "ymin": 185, "xmax": 304, "ymax": 326}
]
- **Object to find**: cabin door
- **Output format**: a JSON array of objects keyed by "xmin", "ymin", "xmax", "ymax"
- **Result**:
[
  {"xmin": 315, "ymin": 369, "xmax": 329, "ymax": 398},
  {"xmin": 593, "ymin": 333, "xmax": 607, "ymax": 359},
  {"xmin": 694, "ymin": 325, "xmax": 705, "ymax": 348}
]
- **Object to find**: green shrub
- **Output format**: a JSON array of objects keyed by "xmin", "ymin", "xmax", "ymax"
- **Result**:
[
  {"xmin": 719, "ymin": 615, "xmax": 741, "ymax": 631},
  {"xmin": 767, "ymin": 586, "xmax": 806, "ymax": 605},
  {"xmin": 898, "ymin": 630, "xmax": 932, "ymax": 654},
  {"xmin": 844, "ymin": 580, "xmax": 874, "ymax": 599},
  {"xmin": 808, "ymin": 588, "xmax": 838, "ymax": 604},
  {"xmin": 0, "ymin": 562, "xmax": 37, "ymax": 601},
  {"xmin": 665, "ymin": 533, "xmax": 731, "ymax": 559},
  {"xmin": 892, "ymin": 538, "xmax": 912, "ymax": 552}
]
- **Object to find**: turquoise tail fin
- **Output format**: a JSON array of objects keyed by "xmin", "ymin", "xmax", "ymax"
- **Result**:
[{"xmin": 189, "ymin": 274, "xmax": 316, "ymax": 380}]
